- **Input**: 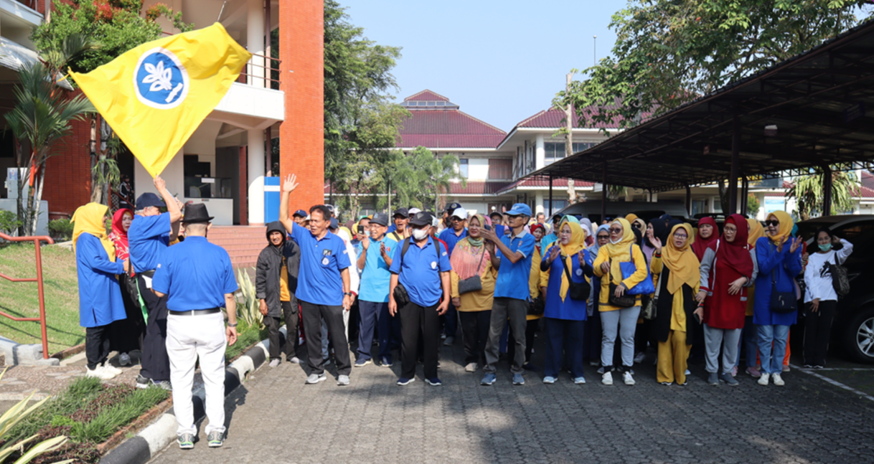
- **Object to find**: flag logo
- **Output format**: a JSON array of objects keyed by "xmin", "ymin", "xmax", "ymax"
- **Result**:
[{"xmin": 134, "ymin": 48, "xmax": 189, "ymax": 109}]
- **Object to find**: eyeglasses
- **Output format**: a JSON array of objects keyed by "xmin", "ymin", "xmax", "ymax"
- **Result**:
[
  {"xmin": 674, "ymin": 234, "xmax": 688, "ymax": 239},
  {"xmin": 765, "ymin": 220, "xmax": 779, "ymax": 227},
  {"xmin": 609, "ymin": 227, "xmax": 623, "ymax": 233}
]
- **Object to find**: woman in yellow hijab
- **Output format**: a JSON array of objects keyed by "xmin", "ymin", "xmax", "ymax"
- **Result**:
[
  {"xmin": 72, "ymin": 202, "xmax": 128, "ymax": 380},
  {"xmin": 592, "ymin": 217, "xmax": 649, "ymax": 386},
  {"xmin": 649, "ymin": 223, "xmax": 700, "ymax": 385},
  {"xmin": 539, "ymin": 219, "xmax": 593, "ymax": 384}
]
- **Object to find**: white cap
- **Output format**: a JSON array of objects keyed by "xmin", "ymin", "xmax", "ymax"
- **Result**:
[
  {"xmin": 409, "ymin": 207, "xmax": 422, "ymax": 215},
  {"xmin": 451, "ymin": 207, "xmax": 468, "ymax": 219},
  {"xmin": 431, "ymin": 214, "xmax": 440, "ymax": 228}
]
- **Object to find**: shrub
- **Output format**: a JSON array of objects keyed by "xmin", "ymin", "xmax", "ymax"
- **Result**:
[
  {"xmin": 48, "ymin": 218, "xmax": 73, "ymax": 240},
  {"xmin": 0, "ymin": 210, "xmax": 21, "ymax": 236}
]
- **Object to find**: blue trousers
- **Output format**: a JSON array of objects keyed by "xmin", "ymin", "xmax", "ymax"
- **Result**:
[
  {"xmin": 757, "ymin": 324, "xmax": 790, "ymax": 374},
  {"xmin": 377, "ymin": 301, "xmax": 400, "ymax": 362},
  {"xmin": 357, "ymin": 301, "xmax": 381, "ymax": 362},
  {"xmin": 442, "ymin": 303, "xmax": 458, "ymax": 338},
  {"xmin": 544, "ymin": 318, "xmax": 585, "ymax": 379}
]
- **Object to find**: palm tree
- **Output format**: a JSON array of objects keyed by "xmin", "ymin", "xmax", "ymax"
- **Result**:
[
  {"xmin": 5, "ymin": 58, "xmax": 94, "ymax": 235},
  {"xmin": 787, "ymin": 168, "xmax": 859, "ymax": 220},
  {"xmin": 392, "ymin": 147, "xmax": 466, "ymax": 211}
]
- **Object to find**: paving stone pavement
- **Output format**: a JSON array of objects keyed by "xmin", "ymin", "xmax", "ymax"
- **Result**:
[{"xmin": 149, "ymin": 338, "xmax": 874, "ymax": 464}]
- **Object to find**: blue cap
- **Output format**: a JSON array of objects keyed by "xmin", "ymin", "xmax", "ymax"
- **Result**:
[
  {"xmin": 293, "ymin": 209, "xmax": 307, "ymax": 218},
  {"xmin": 506, "ymin": 203, "xmax": 532, "ymax": 217},
  {"xmin": 136, "ymin": 192, "xmax": 165, "ymax": 209},
  {"xmin": 329, "ymin": 218, "xmax": 339, "ymax": 230}
]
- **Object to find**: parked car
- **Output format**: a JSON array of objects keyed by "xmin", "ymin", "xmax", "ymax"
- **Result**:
[
  {"xmin": 555, "ymin": 200, "xmax": 690, "ymax": 224},
  {"xmin": 795, "ymin": 215, "xmax": 874, "ymax": 363}
]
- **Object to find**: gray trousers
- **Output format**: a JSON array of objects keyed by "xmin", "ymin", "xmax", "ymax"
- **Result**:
[
  {"xmin": 483, "ymin": 298, "xmax": 528, "ymax": 374},
  {"xmin": 600, "ymin": 306, "xmax": 640, "ymax": 368},
  {"xmin": 703, "ymin": 324, "xmax": 742, "ymax": 374}
]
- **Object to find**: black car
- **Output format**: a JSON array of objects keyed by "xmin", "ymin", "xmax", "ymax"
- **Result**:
[{"xmin": 796, "ymin": 215, "xmax": 874, "ymax": 363}]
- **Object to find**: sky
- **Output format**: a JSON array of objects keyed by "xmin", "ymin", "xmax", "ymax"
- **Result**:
[{"xmin": 338, "ymin": 0, "xmax": 620, "ymax": 132}]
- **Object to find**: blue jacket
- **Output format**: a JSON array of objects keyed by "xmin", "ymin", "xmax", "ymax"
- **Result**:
[
  {"xmin": 543, "ymin": 246, "xmax": 593, "ymax": 321},
  {"xmin": 753, "ymin": 237, "xmax": 803, "ymax": 326},
  {"xmin": 76, "ymin": 233, "xmax": 126, "ymax": 328}
]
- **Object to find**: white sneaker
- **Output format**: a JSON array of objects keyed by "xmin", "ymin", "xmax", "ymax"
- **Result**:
[
  {"xmin": 771, "ymin": 373, "xmax": 785, "ymax": 386},
  {"xmin": 102, "ymin": 363, "xmax": 122, "ymax": 376},
  {"xmin": 758, "ymin": 373, "xmax": 770, "ymax": 386},
  {"xmin": 601, "ymin": 372, "xmax": 613, "ymax": 385},
  {"xmin": 86, "ymin": 366, "xmax": 112, "ymax": 380},
  {"xmin": 464, "ymin": 363, "xmax": 478, "ymax": 372},
  {"xmin": 623, "ymin": 371, "xmax": 636, "ymax": 386}
]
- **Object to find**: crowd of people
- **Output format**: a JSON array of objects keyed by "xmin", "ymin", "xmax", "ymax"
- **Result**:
[{"xmin": 72, "ymin": 172, "xmax": 854, "ymax": 448}]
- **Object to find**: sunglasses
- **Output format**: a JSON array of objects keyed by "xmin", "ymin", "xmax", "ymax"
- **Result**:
[
  {"xmin": 597, "ymin": 235, "xmax": 609, "ymax": 240},
  {"xmin": 609, "ymin": 227, "xmax": 623, "ymax": 233},
  {"xmin": 765, "ymin": 220, "xmax": 780, "ymax": 227}
]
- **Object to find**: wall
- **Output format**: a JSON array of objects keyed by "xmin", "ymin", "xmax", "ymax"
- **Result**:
[
  {"xmin": 468, "ymin": 158, "xmax": 489, "ymax": 181},
  {"xmin": 43, "ymin": 117, "xmax": 91, "ymax": 216}
]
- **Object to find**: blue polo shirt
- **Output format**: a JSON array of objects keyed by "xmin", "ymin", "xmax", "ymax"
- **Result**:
[
  {"xmin": 359, "ymin": 235, "xmax": 398, "ymax": 303},
  {"xmin": 288, "ymin": 222, "xmax": 351, "ymax": 306},
  {"xmin": 389, "ymin": 236, "xmax": 451, "ymax": 307},
  {"xmin": 438, "ymin": 227, "xmax": 467, "ymax": 257},
  {"xmin": 152, "ymin": 236, "xmax": 238, "ymax": 311},
  {"xmin": 128, "ymin": 213, "xmax": 171, "ymax": 273},
  {"xmin": 494, "ymin": 230, "xmax": 536, "ymax": 300}
]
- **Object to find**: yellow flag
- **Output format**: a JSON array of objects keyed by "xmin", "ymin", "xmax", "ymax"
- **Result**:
[{"xmin": 70, "ymin": 23, "xmax": 251, "ymax": 177}]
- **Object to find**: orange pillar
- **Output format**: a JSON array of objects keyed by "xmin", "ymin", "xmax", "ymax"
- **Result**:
[{"xmin": 279, "ymin": 0, "xmax": 324, "ymax": 213}]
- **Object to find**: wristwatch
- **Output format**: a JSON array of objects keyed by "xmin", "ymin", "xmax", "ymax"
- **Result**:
[
  {"xmin": 227, "ymin": 322, "xmax": 237, "ymax": 327},
  {"xmin": 344, "ymin": 292, "xmax": 353, "ymax": 296}
]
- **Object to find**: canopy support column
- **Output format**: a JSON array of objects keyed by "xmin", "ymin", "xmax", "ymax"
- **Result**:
[
  {"xmin": 548, "ymin": 174, "xmax": 554, "ymax": 216},
  {"xmin": 740, "ymin": 176, "xmax": 749, "ymax": 216},
  {"xmin": 685, "ymin": 185, "xmax": 692, "ymax": 217},
  {"xmin": 822, "ymin": 165, "xmax": 833, "ymax": 216},
  {"xmin": 729, "ymin": 115, "xmax": 740, "ymax": 214},
  {"xmin": 601, "ymin": 161, "xmax": 607, "ymax": 222}
]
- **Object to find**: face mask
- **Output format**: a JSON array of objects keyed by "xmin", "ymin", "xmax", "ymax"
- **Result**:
[
  {"xmin": 412, "ymin": 228, "xmax": 429, "ymax": 241},
  {"xmin": 818, "ymin": 243, "xmax": 832, "ymax": 252}
]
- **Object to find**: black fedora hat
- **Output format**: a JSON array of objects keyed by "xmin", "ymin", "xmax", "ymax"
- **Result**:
[{"xmin": 182, "ymin": 203, "xmax": 213, "ymax": 223}]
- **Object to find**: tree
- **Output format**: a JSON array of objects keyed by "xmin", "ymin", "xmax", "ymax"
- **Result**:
[
  {"xmin": 555, "ymin": 1, "xmax": 872, "ymax": 132},
  {"xmin": 747, "ymin": 193, "xmax": 761, "ymax": 217},
  {"xmin": 392, "ymin": 147, "xmax": 466, "ymax": 212},
  {"xmin": 787, "ymin": 168, "xmax": 859, "ymax": 220}
]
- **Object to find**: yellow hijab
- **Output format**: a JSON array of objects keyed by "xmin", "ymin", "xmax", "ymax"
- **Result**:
[
  {"xmin": 747, "ymin": 218, "xmax": 765, "ymax": 247},
  {"xmin": 661, "ymin": 223, "xmax": 699, "ymax": 294},
  {"xmin": 625, "ymin": 213, "xmax": 639, "ymax": 223},
  {"xmin": 558, "ymin": 219, "xmax": 586, "ymax": 302},
  {"xmin": 72, "ymin": 203, "xmax": 115, "ymax": 261},
  {"xmin": 767, "ymin": 211, "xmax": 794, "ymax": 244},
  {"xmin": 605, "ymin": 218, "xmax": 636, "ymax": 256}
]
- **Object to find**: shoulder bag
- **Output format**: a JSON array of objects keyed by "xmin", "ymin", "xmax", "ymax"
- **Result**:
[
  {"xmin": 457, "ymin": 245, "xmax": 487, "ymax": 295},
  {"xmin": 608, "ymin": 259, "xmax": 637, "ymax": 308},
  {"xmin": 769, "ymin": 269, "xmax": 797, "ymax": 314},
  {"xmin": 623, "ymin": 244, "xmax": 655, "ymax": 295},
  {"xmin": 642, "ymin": 266, "xmax": 662, "ymax": 321},
  {"xmin": 561, "ymin": 254, "xmax": 591, "ymax": 301},
  {"xmin": 827, "ymin": 256, "xmax": 850, "ymax": 297},
  {"xmin": 392, "ymin": 238, "xmax": 442, "ymax": 307}
]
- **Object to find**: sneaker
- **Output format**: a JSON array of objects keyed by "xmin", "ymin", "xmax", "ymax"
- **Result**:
[
  {"xmin": 602, "ymin": 372, "xmax": 613, "ymax": 385},
  {"xmin": 354, "ymin": 358, "xmax": 372, "ymax": 368},
  {"xmin": 633, "ymin": 352, "xmax": 645, "ymax": 364},
  {"xmin": 678, "ymin": 381, "xmax": 688, "ymax": 386},
  {"xmin": 177, "ymin": 433, "xmax": 194, "ymax": 450},
  {"xmin": 512, "ymin": 373, "xmax": 525, "ymax": 385},
  {"xmin": 707, "ymin": 372, "xmax": 719, "ymax": 385},
  {"xmin": 426, "ymin": 378, "xmax": 442, "ymax": 386},
  {"xmin": 306, "ymin": 373, "xmax": 326, "ymax": 384},
  {"xmin": 574, "ymin": 376, "xmax": 586, "ymax": 385},
  {"xmin": 623, "ymin": 371, "xmax": 635, "ymax": 386},
  {"xmin": 101, "ymin": 363, "xmax": 122, "ymax": 376},
  {"xmin": 337, "ymin": 375, "xmax": 350, "ymax": 386},
  {"xmin": 782, "ymin": 365, "xmax": 790, "ymax": 372},
  {"xmin": 719, "ymin": 372, "xmax": 739, "ymax": 386},
  {"xmin": 397, "ymin": 377, "xmax": 415, "ymax": 386},
  {"xmin": 772, "ymin": 373, "xmax": 785, "ymax": 386},
  {"xmin": 542, "ymin": 376, "xmax": 556, "ymax": 384},
  {"xmin": 465, "ymin": 363, "xmax": 478, "ymax": 372},
  {"xmin": 151, "ymin": 379, "xmax": 172, "ymax": 391},
  {"xmin": 380, "ymin": 357, "xmax": 393, "ymax": 368},
  {"xmin": 685, "ymin": 369, "xmax": 691, "ymax": 376},
  {"xmin": 287, "ymin": 356, "xmax": 301, "ymax": 364},
  {"xmin": 589, "ymin": 360, "xmax": 600, "ymax": 367},
  {"xmin": 269, "ymin": 359, "xmax": 281, "ymax": 368},
  {"xmin": 813, "ymin": 365, "xmax": 824, "ymax": 369},
  {"xmin": 481, "ymin": 373, "xmax": 497, "ymax": 386},
  {"xmin": 803, "ymin": 364, "xmax": 813, "ymax": 369},
  {"xmin": 731, "ymin": 365, "xmax": 738, "ymax": 377},
  {"xmin": 441, "ymin": 333, "xmax": 447, "ymax": 340},
  {"xmin": 119, "ymin": 352, "xmax": 132, "ymax": 367},
  {"xmin": 207, "ymin": 431, "xmax": 223, "ymax": 448},
  {"xmin": 85, "ymin": 366, "xmax": 112, "ymax": 380},
  {"xmin": 135, "ymin": 374, "xmax": 150, "ymax": 389},
  {"xmin": 758, "ymin": 373, "xmax": 770, "ymax": 386},
  {"xmin": 660, "ymin": 381, "xmax": 673, "ymax": 386},
  {"xmin": 443, "ymin": 336, "xmax": 454, "ymax": 346},
  {"xmin": 746, "ymin": 366, "xmax": 761, "ymax": 378},
  {"xmin": 596, "ymin": 366, "xmax": 606, "ymax": 375}
]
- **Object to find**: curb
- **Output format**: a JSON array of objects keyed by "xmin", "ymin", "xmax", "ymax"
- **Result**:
[{"xmin": 100, "ymin": 326, "xmax": 284, "ymax": 464}]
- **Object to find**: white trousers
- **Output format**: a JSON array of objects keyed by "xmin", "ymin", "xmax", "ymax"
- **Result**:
[{"xmin": 166, "ymin": 312, "xmax": 227, "ymax": 436}]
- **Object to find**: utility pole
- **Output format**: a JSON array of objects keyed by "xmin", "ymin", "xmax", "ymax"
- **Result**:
[{"xmin": 566, "ymin": 72, "xmax": 573, "ymax": 159}]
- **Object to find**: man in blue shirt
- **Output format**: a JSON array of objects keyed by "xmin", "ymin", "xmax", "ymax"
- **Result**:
[
  {"xmin": 437, "ymin": 207, "xmax": 468, "ymax": 346},
  {"xmin": 354, "ymin": 213, "xmax": 399, "ymax": 367},
  {"xmin": 480, "ymin": 203, "xmax": 536, "ymax": 386},
  {"xmin": 279, "ymin": 174, "xmax": 354, "ymax": 386},
  {"xmin": 152, "ymin": 203, "xmax": 238, "ymax": 450},
  {"xmin": 389, "ymin": 211, "xmax": 451, "ymax": 386},
  {"xmin": 128, "ymin": 175, "xmax": 182, "ymax": 390}
]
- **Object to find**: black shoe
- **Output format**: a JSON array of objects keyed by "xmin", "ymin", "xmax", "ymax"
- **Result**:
[{"xmin": 136, "ymin": 374, "xmax": 150, "ymax": 389}]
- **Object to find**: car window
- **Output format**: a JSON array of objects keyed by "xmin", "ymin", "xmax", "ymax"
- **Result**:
[{"xmin": 832, "ymin": 221, "xmax": 874, "ymax": 267}]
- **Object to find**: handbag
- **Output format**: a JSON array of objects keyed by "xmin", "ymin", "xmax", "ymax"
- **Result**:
[
  {"xmin": 642, "ymin": 268, "xmax": 662, "ymax": 321},
  {"xmin": 561, "ymin": 255, "xmax": 591, "ymax": 300},
  {"xmin": 769, "ymin": 269, "xmax": 797, "ymax": 314},
  {"xmin": 457, "ymin": 246, "xmax": 487, "ymax": 295},
  {"xmin": 622, "ymin": 245, "xmax": 655, "ymax": 295},
  {"xmin": 392, "ymin": 237, "xmax": 442, "ymax": 307},
  {"xmin": 607, "ymin": 260, "xmax": 637, "ymax": 308},
  {"xmin": 828, "ymin": 258, "xmax": 850, "ymax": 297},
  {"xmin": 528, "ymin": 296, "xmax": 545, "ymax": 316}
]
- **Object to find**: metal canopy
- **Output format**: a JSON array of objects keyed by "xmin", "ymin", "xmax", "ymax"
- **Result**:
[{"xmin": 528, "ymin": 19, "xmax": 874, "ymax": 193}]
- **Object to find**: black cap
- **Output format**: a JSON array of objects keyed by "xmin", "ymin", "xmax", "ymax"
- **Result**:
[
  {"xmin": 182, "ymin": 203, "xmax": 213, "ymax": 223},
  {"xmin": 371, "ymin": 212, "xmax": 389, "ymax": 227},
  {"xmin": 392, "ymin": 208, "xmax": 409, "ymax": 219},
  {"xmin": 136, "ymin": 192, "xmax": 165, "ymax": 209},
  {"xmin": 409, "ymin": 211, "xmax": 433, "ymax": 227},
  {"xmin": 444, "ymin": 202, "xmax": 462, "ymax": 213},
  {"xmin": 489, "ymin": 211, "xmax": 503, "ymax": 218}
]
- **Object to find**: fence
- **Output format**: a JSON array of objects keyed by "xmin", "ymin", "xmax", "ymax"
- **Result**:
[{"xmin": 0, "ymin": 232, "xmax": 55, "ymax": 359}]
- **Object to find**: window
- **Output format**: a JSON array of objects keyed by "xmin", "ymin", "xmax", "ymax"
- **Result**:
[
  {"xmin": 544, "ymin": 199, "xmax": 568, "ymax": 216},
  {"xmin": 488, "ymin": 159, "xmax": 513, "ymax": 180},
  {"xmin": 459, "ymin": 159, "xmax": 469, "ymax": 178}
]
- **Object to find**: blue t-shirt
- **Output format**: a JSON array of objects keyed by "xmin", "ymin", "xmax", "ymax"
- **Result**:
[
  {"xmin": 358, "ymin": 235, "xmax": 398, "ymax": 303},
  {"xmin": 494, "ymin": 230, "xmax": 536, "ymax": 300},
  {"xmin": 128, "ymin": 212, "xmax": 171, "ymax": 273},
  {"xmin": 438, "ymin": 227, "xmax": 467, "ymax": 257},
  {"xmin": 389, "ymin": 236, "xmax": 451, "ymax": 307},
  {"xmin": 543, "ymin": 245, "xmax": 593, "ymax": 321},
  {"xmin": 75, "ymin": 233, "xmax": 126, "ymax": 328},
  {"xmin": 152, "ymin": 236, "xmax": 238, "ymax": 311},
  {"xmin": 288, "ymin": 222, "xmax": 352, "ymax": 306}
]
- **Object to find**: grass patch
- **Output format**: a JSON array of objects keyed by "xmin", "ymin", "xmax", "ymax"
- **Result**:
[
  {"xmin": 0, "ymin": 244, "xmax": 82, "ymax": 353},
  {"xmin": 70, "ymin": 387, "xmax": 168, "ymax": 443},
  {"xmin": 225, "ymin": 318, "xmax": 269, "ymax": 361},
  {"xmin": 4, "ymin": 377, "xmax": 104, "ymax": 444}
]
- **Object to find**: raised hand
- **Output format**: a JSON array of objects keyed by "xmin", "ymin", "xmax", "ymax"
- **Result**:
[
  {"xmin": 789, "ymin": 236, "xmax": 803, "ymax": 254},
  {"xmin": 653, "ymin": 237, "xmax": 662, "ymax": 254},
  {"xmin": 361, "ymin": 236, "xmax": 370, "ymax": 251},
  {"xmin": 153, "ymin": 175, "xmax": 166, "ymax": 192},
  {"xmin": 282, "ymin": 173, "xmax": 299, "ymax": 193},
  {"xmin": 548, "ymin": 245, "xmax": 560, "ymax": 263}
]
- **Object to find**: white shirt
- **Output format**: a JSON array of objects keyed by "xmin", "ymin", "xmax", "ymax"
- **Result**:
[{"xmin": 803, "ymin": 239, "xmax": 853, "ymax": 303}]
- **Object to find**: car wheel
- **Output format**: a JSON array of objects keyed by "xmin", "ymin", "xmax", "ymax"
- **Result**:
[{"xmin": 844, "ymin": 307, "xmax": 874, "ymax": 364}]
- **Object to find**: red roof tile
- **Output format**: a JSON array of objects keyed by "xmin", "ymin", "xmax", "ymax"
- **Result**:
[
  {"xmin": 397, "ymin": 109, "xmax": 506, "ymax": 149},
  {"xmin": 448, "ymin": 181, "xmax": 512, "ymax": 195},
  {"xmin": 404, "ymin": 90, "xmax": 450, "ymax": 102},
  {"xmin": 515, "ymin": 108, "xmax": 624, "ymax": 130}
]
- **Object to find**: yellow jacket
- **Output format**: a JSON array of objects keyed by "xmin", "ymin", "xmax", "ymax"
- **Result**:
[{"xmin": 593, "ymin": 243, "xmax": 648, "ymax": 312}]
